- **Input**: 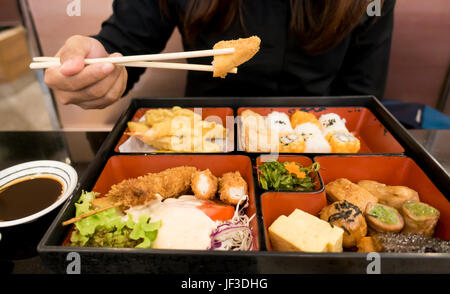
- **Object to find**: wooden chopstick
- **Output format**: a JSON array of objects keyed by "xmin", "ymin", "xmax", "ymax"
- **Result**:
[
  {"xmin": 30, "ymin": 48, "xmax": 237, "ymax": 73},
  {"xmin": 29, "ymin": 61, "xmax": 61, "ymax": 69},
  {"xmin": 118, "ymin": 61, "xmax": 238, "ymax": 73},
  {"xmin": 61, "ymin": 203, "xmax": 121, "ymax": 226},
  {"xmin": 29, "ymin": 60, "xmax": 238, "ymax": 74},
  {"xmin": 32, "ymin": 47, "xmax": 234, "ymax": 64}
]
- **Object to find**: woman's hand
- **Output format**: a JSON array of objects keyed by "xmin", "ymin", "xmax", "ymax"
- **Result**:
[{"xmin": 44, "ymin": 35, "xmax": 128, "ymax": 109}]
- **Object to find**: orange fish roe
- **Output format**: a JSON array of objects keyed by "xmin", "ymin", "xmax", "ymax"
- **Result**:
[
  {"xmin": 284, "ymin": 162, "xmax": 306, "ymax": 179},
  {"xmin": 290, "ymin": 111, "xmax": 321, "ymax": 129}
]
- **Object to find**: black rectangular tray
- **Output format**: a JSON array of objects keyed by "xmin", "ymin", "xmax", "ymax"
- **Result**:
[{"xmin": 37, "ymin": 96, "xmax": 450, "ymax": 274}]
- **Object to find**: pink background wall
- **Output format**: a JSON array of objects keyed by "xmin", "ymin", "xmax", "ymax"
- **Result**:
[
  {"xmin": 28, "ymin": 0, "xmax": 186, "ymax": 130},
  {"xmin": 384, "ymin": 0, "xmax": 450, "ymax": 114}
]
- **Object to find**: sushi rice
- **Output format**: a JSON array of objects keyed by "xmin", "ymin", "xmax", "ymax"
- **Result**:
[
  {"xmin": 294, "ymin": 122, "xmax": 331, "ymax": 153},
  {"xmin": 319, "ymin": 113, "xmax": 348, "ymax": 136},
  {"xmin": 267, "ymin": 111, "xmax": 293, "ymax": 133}
]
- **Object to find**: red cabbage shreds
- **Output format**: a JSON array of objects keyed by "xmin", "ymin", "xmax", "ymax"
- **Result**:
[{"xmin": 209, "ymin": 195, "xmax": 255, "ymax": 251}]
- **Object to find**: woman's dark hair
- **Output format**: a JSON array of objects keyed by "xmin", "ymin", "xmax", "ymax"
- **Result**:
[{"xmin": 162, "ymin": 0, "xmax": 382, "ymax": 55}]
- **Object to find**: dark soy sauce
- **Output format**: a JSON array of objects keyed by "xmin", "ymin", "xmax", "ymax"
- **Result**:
[{"xmin": 0, "ymin": 177, "xmax": 62, "ymax": 221}]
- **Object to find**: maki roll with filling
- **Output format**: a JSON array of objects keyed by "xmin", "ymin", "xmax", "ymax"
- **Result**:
[
  {"xmin": 327, "ymin": 131, "xmax": 360, "ymax": 153},
  {"xmin": 319, "ymin": 113, "xmax": 348, "ymax": 136},
  {"xmin": 278, "ymin": 133, "xmax": 306, "ymax": 153},
  {"xmin": 319, "ymin": 113, "xmax": 360, "ymax": 153},
  {"xmin": 294, "ymin": 123, "xmax": 331, "ymax": 153}
]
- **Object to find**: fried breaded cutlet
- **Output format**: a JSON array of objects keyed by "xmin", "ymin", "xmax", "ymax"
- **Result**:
[
  {"xmin": 91, "ymin": 166, "xmax": 198, "ymax": 209},
  {"xmin": 213, "ymin": 36, "xmax": 261, "ymax": 78},
  {"xmin": 191, "ymin": 169, "xmax": 218, "ymax": 200},
  {"xmin": 218, "ymin": 171, "xmax": 248, "ymax": 205}
]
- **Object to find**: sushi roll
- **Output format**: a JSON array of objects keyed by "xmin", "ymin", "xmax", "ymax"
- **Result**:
[
  {"xmin": 278, "ymin": 133, "xmax": 306, "ymax": 153},
  {"xmin": 327, "ymin": 131, "xmax": 360, "ymax": 153},
  {"xmin": 319, "ymin": 113, "xmax": 349, "ymax": 136},
  {"xmin": 293, "ymin": 122, "xmax": 322, "ymax": 136},
  {"xmin": 290, "ymin": 110, "xmax": 321, "ymax": 129},
  {"xmin": 319, "ymin": 113, "xmax": 360, "ymax": 153},
  {"xmin": 294, "ymin": 123, "xmax": 331, "ymax": 153},
  {"xmin": 267, "ymin": 111, "xmax": 293, "ymax": 134},
  {"xmin": 191, "ymin": 169, "xmax": 218, "ymax": 200},
  {"xmin": 218, "ymin": 171, "xmax": 248, "ymax": 205},
  {"xmin": 303, "ymin": 133, "xmax": 332, "ymax": 153}
]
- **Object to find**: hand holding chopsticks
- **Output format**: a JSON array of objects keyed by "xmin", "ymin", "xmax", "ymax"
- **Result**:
[
  {"xmin": 30, "ymin": 48, "xmax": 238, "ymax": 74},
  {"xmin": 37, "ymin": 35, "xmax": 258, "ymax": 109}
]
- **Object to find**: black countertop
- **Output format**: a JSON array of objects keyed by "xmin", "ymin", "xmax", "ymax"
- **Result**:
[
  {"xmin": 0, "ymin": 131, "xmax": 108, "ymax": 274},
  {"xmin": 0, "ymin": 130, "xmax": 448, "ymax": 274}
]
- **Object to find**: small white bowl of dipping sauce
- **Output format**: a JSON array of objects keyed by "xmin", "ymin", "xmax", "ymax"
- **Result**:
[{"xmin": 0, "ymin": 160, "xmax": 78, "ymax": 233}]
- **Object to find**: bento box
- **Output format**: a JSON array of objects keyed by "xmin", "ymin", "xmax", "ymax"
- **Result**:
[{"xmin": 38, "ymin": 96, "xmax": 450, "ymax": 274}]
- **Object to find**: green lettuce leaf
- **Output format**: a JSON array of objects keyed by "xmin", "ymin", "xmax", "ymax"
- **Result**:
[
  {"xmin": 69, "ymin": 191, "xmax": 160, "ymax": 248},
  {"xmin": 74, "ymin": 191, "xmax": 98, "ymax": 216},
  {"xmin": 129, "ymin": 215, "xmax": 162, "ymax": 248}
]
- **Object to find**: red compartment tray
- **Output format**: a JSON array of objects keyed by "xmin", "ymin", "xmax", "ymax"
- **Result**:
[
  {"xmin": 261, "ymin": 192, "xmax": 327, "ymax": 251},
  {"xmin": 315, "ymin": 155, "xmax": 450, "ymax": 240},
  {"xmin": 237, "ymin": 107, "xmax": 405, "ymax": 154},
  {"xmin": 89, "ymin": 154, "xmax": 259, "ymax": 250},
  {"xmin": 115, "ymin": 107, "xmax": 235, "ymax": 153}
]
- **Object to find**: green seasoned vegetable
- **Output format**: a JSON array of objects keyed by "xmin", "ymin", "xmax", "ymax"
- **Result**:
[
  {"xmin": 258, "ymin": 161, "xmax": 319, "ymax": 191},
  {"xmin": 70, "ymin": 191, "xmax": 161, "ymax": 248},
  {"xmin": 403, "ymin": 201, "xmax": 439, "ymax": 218},
  {"xmin": 368, "ymin": 204, "xmax": 399, "ymax": 225}
]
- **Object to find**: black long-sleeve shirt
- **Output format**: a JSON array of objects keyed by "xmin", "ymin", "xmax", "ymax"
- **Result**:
[{"xmin": 94, "ymin": 0, "xmax": 396, "ymax": 99}]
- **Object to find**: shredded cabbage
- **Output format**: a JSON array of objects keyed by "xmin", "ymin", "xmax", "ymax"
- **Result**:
[{"xmin": 209, "ymin": 195, "xmax": 255, "ymax": 251}]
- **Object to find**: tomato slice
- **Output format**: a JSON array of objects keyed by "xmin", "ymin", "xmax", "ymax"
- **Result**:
[{"xmin": 197, "ymin": 200, "xmax": 235, "ymax": 221}]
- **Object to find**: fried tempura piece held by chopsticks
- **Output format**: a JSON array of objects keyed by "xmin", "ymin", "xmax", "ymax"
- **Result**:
[{"xmin": 213, "ymin": 36, "xmax": 261, "ymax": 78}]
